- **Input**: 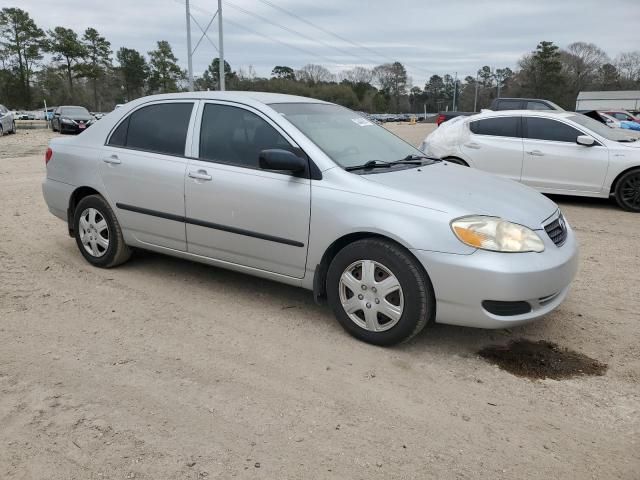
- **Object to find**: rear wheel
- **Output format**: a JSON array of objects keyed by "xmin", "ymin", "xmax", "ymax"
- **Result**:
[
  {"xmin": 9, "ymin": 121, "xmax": 16, "ymax": 134},
  {"xmin": 326, "ymin": 238, "xmax": 435, "ymax": 346},
  {"xmin": 73, "ymin": 195, "xmax": 131, "ymax": 268},
  {"xmin": 614, "ymin": 169, "xmax": 640, "ymax": 212},
  {"xmin": 0, "ymin": 124, "xmax": 3, "ymax": 136}
]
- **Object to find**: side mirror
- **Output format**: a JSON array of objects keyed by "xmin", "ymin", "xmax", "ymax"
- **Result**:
[
  {"xmin": 576, "ymin": 135, "xmax": 595, "ymax": 147},
  {"xmin": 259, "ymin": 149, "xmax": 306, "ymax": 173},
  {"xmin": 54, "ymin": 112, "xmax": 60, "ymax": 117}
]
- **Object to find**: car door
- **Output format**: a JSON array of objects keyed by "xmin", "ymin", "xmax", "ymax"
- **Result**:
[
  {"xmin": 100, "ymin": 101, "xmax": 197, "ymax": 251},
  {"xmin": 521, "ymin": 116, "xmax": 609, "ymax": 193},
  {"xmin": 461, "ymin": 116, "xmax": 523, "ymax": 181},
  {"xmin": 185, "ymin": 101, "xmax": 311, "ymax": 278}
]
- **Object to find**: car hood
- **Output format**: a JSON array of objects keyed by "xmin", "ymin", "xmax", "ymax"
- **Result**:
[{"xmin": 362, "ymin": 162, "xmax": 558, "ymax": 229}]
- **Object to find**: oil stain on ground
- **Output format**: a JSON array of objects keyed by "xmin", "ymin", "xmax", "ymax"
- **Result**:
[{"xmin": 478, "ymin": 339, "xmax": 607, "ymax": 380}]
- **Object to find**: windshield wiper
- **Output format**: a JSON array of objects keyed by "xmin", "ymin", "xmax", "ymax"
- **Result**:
[
  {"xmin": 388, "ymin": 154, "xmax": 440, "ymax": 166},
  {"xmin": 618, "ymin": 138, "xmax": 637, "ymax": 143},
  {"xmin": 344, "ymin": 160, "xmax": 393, "ymax": 171}
]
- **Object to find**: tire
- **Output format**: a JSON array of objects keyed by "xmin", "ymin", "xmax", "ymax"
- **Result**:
[
  {"xmin": 52, "ymin": 121, "xmax": 58, "ymax": 132},
  {"xmin": 9, "ymin": 121, "xmax": 16, "ymax": 134},
  {"xmin": 0, "ymin": 124, "xmax": 3, "ymax": 136},
  {"xmin": 445, "ymin": 157, "xmax": 469, "ymax": 167},
  {"xmin": 326, "ymin": 238, "xmax": 435, "ymax": 346},
  {"xmin": 73, "ymin": 195, "xmax": 131, "ymax": 268},
  {"xmin": 614, "ymin": 168, "xmax": 640, "ymax": 212}
]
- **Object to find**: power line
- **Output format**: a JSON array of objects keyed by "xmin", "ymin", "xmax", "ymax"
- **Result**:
[
  {"xmin": 254, "ymin": 0, "xmax": 435, "ymax": 78},
  {"xmin": 181, "ymin": 0, "xmax": 341, "ymax": 66},
  {"xmin": 223, "ymin": 0, "xmax": 383, "ymax": 67}
]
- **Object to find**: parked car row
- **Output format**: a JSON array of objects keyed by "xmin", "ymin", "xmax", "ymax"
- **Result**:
[
  {"xmin": 421, "ymin": 109, "xmax": 640, "ymax": 212},
  {"xmin": 42, "ymin": 92, "xmax": 579, "ymax": 346}
]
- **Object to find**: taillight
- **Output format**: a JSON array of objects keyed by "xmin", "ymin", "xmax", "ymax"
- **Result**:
[
  {"xmin": 45, "ymin": 147, "xmax": 53, "ymax": 165},
  {"xmin": 436, "ymin": 114, "xmax": 446, "ymax": 126}
]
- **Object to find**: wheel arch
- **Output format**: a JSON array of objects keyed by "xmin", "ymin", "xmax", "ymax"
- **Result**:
[
  {"xmin": 609, "ymin": 165, "xmax": 640, "ymax": 195},
  {"xmin": 312, "ymin": 231, "xmax": 426, "ymax": 304},
  {"xmin": 67, "ymin": 186, "xmax": 105, "ymax": 236}
]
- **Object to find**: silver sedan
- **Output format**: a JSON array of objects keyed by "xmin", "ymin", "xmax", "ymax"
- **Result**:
[{"xmin": 42, "ymin": 92, "xmax": 578, "ymax": 345}]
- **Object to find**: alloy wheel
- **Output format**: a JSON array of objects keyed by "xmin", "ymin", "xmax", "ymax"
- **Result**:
[
  {"xmin": 339, "ymin": 259, "xmax": 404, "ymax": 332},
  {"xmin": 78, "ymin": 208, "xmax": 110, "ymax": 257},
  {"xmin": 620, "ymin": 173, "xmax": 640, "ymax": 210}
]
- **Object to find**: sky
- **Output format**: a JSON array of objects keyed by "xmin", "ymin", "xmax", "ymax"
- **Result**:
[{"xmin": 15, "ymin": 0, "xmax": 640, "ymax": 86}]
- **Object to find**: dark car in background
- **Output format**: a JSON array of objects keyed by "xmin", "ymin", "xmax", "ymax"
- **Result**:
[
  {"xmin": 436, "ymin": 97, "xmax": 564, "ymax": 126},
  {"xmin": 51, "ymin": 106, "xmax": 96, "ymax": 134}
]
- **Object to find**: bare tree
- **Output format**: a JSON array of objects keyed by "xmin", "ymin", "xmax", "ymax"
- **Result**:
[
  {"xmin": 560, "ymin": 42, "xmax": 608, "ymax": 94},
  {"xmin": 339, "ymin": 66, "xmax": 373, "ymax": 84},
  {"xmin": 615, "ymin": 51, "xmax": 640, "ymax": 84},
  {"xmin": 295, "ymin": 64, "xmax": 334, "ymax": 83}
]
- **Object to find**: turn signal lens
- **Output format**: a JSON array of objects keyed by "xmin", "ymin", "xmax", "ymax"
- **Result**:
[
  {"xmin": 45, "ymin": 147, "xmax": 53, "ymax": 164},
  {"xmin": 451, "ymin": 216, "xmax": 545, "ymax": 253}
]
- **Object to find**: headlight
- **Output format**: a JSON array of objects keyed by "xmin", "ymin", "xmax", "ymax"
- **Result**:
[
  {"xmin": 451, "ymin": 216, "xmax": 545, "ymax": 253},
  {"xmin": 61, "ymin": 118, "xmax": 74, "ymax": 124}
]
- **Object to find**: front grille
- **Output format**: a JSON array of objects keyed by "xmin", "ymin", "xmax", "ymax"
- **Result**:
[{"xmin": 544, "ymin": 212, "xmax": 567, "ymax": 247}]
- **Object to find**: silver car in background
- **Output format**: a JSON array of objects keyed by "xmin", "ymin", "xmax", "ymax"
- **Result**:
[
  {"xmin": 42, "ymin": 92, "xmax": 578, "ymax": 345},
  {"xmin": 0, "ymin": 104, "xmax": 16, "ymax": 135}
]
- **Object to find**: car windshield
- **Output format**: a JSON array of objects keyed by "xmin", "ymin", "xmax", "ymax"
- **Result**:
[
  {"xmin": 569, "ymin": 114, "xmax": 636, "ymax": 142},
  {"xmin": 270, "ymin": 103, "xmax": 423, "ymax": 169},
  {"xmin": 61, "ymin": 107, "xmax": 90, "ymax": 116}
]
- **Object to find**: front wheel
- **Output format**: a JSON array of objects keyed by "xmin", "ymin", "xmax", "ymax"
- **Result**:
[
  {"xmin": 9, "ymin": 121, "xmax": 16, "ymax": 134},
  {"xmin": 73, "ymin": 195, "xmax": 131, "ymax": 268},
  {"xmin": 326, "ymin": 238, "xmax": 435, "ymax": 345},
  {"xmin": 614, "ymin": 169, "xmax": 640, "ymax": 212}
]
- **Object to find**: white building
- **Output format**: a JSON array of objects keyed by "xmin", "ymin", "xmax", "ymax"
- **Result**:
[{"xmin": 576, "ymin": 91, "xmax": 640, "ymax": 112}]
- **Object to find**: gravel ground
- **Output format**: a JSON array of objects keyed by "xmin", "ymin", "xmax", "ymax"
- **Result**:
[{"xmin": 0, "ymin": 126, "xmax": 639, "ymax": 479}]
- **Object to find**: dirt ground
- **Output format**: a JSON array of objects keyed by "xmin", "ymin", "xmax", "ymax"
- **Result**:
[{"xmin": 1, "ymin": 126, "xmax": 639, "ymax": 480}]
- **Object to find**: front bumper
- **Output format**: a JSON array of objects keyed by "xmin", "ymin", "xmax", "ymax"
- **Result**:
[
  {"xmin": 60, "ymin": 122, "xmax": 91, "ymax": 133},
  {"xmin": 412, "ymin": 226, "xmax": 579, "ymax": 329}
]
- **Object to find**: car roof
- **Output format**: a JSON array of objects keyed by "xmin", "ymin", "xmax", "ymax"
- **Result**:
[
  {"xmin": 122, "ymin": 91, "xmax": 330, "ymax": 107},
  {"xmin": 469, "ymin": 110, "xmax": 576, "ymax": 120}
]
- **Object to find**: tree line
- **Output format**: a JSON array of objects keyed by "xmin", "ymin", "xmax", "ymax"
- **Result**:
[{"xmin": 1, "ymin": 7, "xmax": 639, "ymax": 113}]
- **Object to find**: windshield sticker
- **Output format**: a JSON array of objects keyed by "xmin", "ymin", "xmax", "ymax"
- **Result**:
[{"xmin": 351, "ymin": 117, "xmax": 374, "ymax": 126}]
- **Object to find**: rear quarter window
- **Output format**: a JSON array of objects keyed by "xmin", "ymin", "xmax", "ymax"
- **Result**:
[{"xmin": 107, "ymin": 103, "xmax": 194, "ymax": 155}]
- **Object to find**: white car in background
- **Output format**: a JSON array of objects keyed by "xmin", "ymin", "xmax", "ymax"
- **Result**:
[{"xmin": 420, "ymin": 110, "xmax": 640, "ymax": 212}]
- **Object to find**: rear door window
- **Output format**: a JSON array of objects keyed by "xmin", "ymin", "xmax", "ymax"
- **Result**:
[
  {"xmin": 526, "ymin": 101, "xmax": 552, "ymax": 110},
  {"xmin": 495, "ymin": 100, "xmax": 522, "ymax": 110},
  {"xmin": 525, "ymin": 117, "xmax": 582, "ymax": 143},
  {"xmin": 109, "ymin": 102, "xmax": 194, "ymax": 156},
  {"xmin": 469, "ymin": 117, "xmax": 520, "ymax": 138}
]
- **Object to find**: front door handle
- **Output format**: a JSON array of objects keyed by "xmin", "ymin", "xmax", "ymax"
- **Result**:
[
  {"xmin": 188, "ymin": 169, "xmax": 212, "ymax": 181},
  {"xmin": 464, "ymin": 142, "xmax": 481, "ymax": 149},
  {"xmin": 103, "ymin": 154, "xmax": 121, "ymax": 164},
  {"xmin": 526, "ymin": 150, "xmax": 544, "ymax": 156}
]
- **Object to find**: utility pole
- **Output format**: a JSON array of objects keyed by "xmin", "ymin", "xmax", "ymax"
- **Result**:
[
  {"xmin": 473, "ymin": 72, "xmax": 479, "ymax": 112},
  {"xmin": 185, "ymin": 0, "xmax": 194, "ymax": 91},
  {"xmin": 452, "ymin": 72, "xmax": 458, "ymax": 112},
  {"xmin": 218, "ymin": 0, "xmax": 225, "ymax": 91}
]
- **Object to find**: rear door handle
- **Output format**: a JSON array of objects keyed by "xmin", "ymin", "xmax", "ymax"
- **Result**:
[
  {"xmin": 464, "ymin": 142, "xmax": 481, "ymax": 149},
  {"xmin": 526, "ymin": 150, "xmax": 544, "ymax": 156},
  {"xmin": 103, "ymin": 154, "xmax": 121, "ymax": 164},
  {"xmin": 188, "ymin": 169, "xmax": 212, "ymax": 181}
]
